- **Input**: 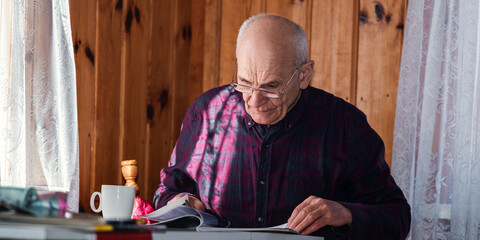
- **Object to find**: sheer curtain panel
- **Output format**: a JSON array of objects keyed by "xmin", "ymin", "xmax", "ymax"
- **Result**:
[
  {"xmin": 392, "ymin": 0, "xmax": 480, "ymax": 239},
  {"xmin": 0, "ymin": 0, "xmax": 79, "ymax": 212}
]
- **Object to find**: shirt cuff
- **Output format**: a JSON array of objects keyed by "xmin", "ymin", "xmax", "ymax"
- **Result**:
[{"xmin": 336, "ymin": 202, "xmax": 369, "ymax": 239}]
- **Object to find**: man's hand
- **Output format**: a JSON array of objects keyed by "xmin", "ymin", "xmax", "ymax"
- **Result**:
[
  {"xmin": 167, "ymin": 193, "xmax": 206, "ymax": 212},
  {"xmin": 287, "ymin": 196, "xmax": 352, "ymax": 235}
]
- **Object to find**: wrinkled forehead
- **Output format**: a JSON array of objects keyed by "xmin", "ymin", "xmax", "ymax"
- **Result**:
[{"xmin": 236, "ymin": 55, "xmax": 295, "ymax": 85}]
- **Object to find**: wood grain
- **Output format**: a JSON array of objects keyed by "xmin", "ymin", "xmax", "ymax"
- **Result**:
[
  {"xmin": 122, "ymin": 0, "xmax": 151, "ymax": 198},
  {"xmin": 189, "ymin": 0, "xmax": 205, "ymax": 105},
  {"xmin": 202, "ymin": 0, "xmax": 222, "ymax": 92},
  {"xmin": 219, "ymin": 0, "xmax": 265, "ymax": 86},
  {"xmin": 171, "ymin": 0, "xmax": 193, "ymax": 146},
  {"xmin": 145, "ymin": 0, "xmax": 176, "ymax": 202},
  {"xmin": 310, "ymin": 0, "xmax": 359, "ymax": 104},
  {"xmin": 69, "ymin": 0, "xmax": 96, "ymax": 212},
  {"xmin": 356, "ymin": 0, "xmax": 406, "ymax": 166},
  {"xmin": 93, "ymin": 0, "xmax": 124, "ymax": 196}
]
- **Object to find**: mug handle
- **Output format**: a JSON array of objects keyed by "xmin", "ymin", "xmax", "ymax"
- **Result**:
[{"xmin": 90, "ymin": 191, "xmax": 102, "ymax": 213}]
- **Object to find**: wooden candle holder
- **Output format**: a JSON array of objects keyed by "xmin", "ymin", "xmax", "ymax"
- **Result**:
[{"xmin": 121, "ymin": 159, "xmax": 139, "ymax": 194}]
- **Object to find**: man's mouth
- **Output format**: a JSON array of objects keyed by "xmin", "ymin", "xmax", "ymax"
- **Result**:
[{"xmin": 254, "ymin": 108, "xmax": 274, "ymax": 113}]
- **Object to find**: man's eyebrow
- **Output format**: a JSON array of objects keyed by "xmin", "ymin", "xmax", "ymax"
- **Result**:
[
  {"xmin": 259, "ymin": 80, "xmax": 281, "ymax": 87},
  {"xmin": 238, "ymin": 77, "xmax": 281, "ymax": 87},
  {"xmin": 238, "ymin": 77, "xmax": 252, "ymax": 84}
]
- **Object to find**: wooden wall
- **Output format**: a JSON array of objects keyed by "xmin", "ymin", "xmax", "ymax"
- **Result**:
[{"xmin": 70, "ymin": 0, "xmax": 407, "ymax": 212}]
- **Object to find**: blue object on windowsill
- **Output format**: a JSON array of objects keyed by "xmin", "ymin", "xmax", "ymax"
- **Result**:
[{"xmin": 0, "ymin": 186, "xmax": 67, "ymax": 217}]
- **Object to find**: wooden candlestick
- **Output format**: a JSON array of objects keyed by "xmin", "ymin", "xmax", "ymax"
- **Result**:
[{"xmin": 121, "ymin": 159, "xmax": 139, "ymax": 194}]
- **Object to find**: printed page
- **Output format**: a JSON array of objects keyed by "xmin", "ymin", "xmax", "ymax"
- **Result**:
[{"xmin": 197, "ymin": 223, "xmax": 298, "ymax": 234}]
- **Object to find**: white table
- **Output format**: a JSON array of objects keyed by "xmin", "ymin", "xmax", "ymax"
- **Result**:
[
  {"xmin": 0, "ymin": 222, "xmax": 324, "ymax": 240},
  {"xmin": 158, "ymin": 230, "xmax": 323, "ymax": 240}
]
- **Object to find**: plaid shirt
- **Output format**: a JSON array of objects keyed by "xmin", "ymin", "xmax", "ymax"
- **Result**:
[{"xmin": 154, "ymin": 85, "xmax": 410, "ymax": 239}]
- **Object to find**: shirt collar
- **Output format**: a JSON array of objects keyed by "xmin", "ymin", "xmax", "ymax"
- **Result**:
[{"xmin": 244, "ymin": 109, "xmax": 255, "ymax": 130}]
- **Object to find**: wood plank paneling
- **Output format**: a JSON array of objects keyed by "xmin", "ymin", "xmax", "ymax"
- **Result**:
[
  {"xmin": 356, "ymin": 0, "xmax": 406, "ymax": 166},
  {"xmin": 219, "ymin": 0, "xmax": 265, "ymax": 86},
  {"xmin": 145, "ymin": 0, "xmax": 176, "ymax": 202},
  {"xmin": 69, "ymin": 0, "xmax": 96, "ymax": 212},
  {"xmin": 171, "ymin": 0, "xmax": 193, "ymax": 144},
  {"xmin": 189, "ymin": 0, "xmax": 205, "ymax": 105},
  {"xmin": 94, "ymin": 0, "xmax": 124, "ymax": 196},
  {"xmin": 202, "ymin": 0, "xmax": 222, "ymax": 92},
  {"xmin": 310, "ymin": 0, "xmax": 359, "ymax": 103},
  {"xmin": 122, "ymin": 0, "xmax": 152, "ymax": 198}
]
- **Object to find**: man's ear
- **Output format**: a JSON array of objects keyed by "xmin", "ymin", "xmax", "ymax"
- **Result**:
[{"xmin": 299, "ymin": 60, "xmax": 314, "ymax": 89}]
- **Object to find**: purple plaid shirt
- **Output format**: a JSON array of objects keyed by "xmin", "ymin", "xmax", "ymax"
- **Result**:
[{"xmin": 154, "ymin": 85, "xmax": 410, "ymax": 239}]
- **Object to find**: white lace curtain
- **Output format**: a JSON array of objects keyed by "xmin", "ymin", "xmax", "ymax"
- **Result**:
[
  {"xmin": 392, "ymin": 0, "xmax": 480, "ymax": 239},
  {"xmin": 0, "ymin": 0, "xmax": 79, "ymax": 212}
]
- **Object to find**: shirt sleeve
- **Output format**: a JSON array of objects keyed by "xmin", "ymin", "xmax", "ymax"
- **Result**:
[
  {"xmin": 153, "ymin": 104, "xmax": 203, "ymax": 209},
  {"xmin": 337, "ymin": 112, "xmax": 411, "ymax": 239}
]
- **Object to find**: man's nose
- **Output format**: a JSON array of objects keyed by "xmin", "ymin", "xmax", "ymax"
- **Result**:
[{"xmin": 248, "ymin": 90, "xmax": 268, "ymax": 107}]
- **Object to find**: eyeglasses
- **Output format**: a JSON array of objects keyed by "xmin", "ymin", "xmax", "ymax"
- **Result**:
[{"xmin": 231, "ymin": 68, "xmax": 299, "ymax": 99}]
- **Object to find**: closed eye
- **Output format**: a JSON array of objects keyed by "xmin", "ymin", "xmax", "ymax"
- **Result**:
[{"xmin": 261, "ymin": 82, "xmax": 280, "ymax": 89}]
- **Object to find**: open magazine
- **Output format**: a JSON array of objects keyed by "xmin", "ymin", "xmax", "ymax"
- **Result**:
[
  {"xmin": 141, "ymin": 195, "xmax": 220, "ymax": 228},
  {"xmin": 141, "ymin": 195, "xmax": 298, "ymax": 234}
]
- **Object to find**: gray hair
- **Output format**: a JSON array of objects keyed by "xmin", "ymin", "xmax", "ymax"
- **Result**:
[{"xmin": 236, "ymin": 14, "xmax": 308, "ymax": 67}]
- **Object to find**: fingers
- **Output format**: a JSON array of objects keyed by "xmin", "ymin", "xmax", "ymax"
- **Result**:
[
  {"xmin": 287, "ymin": 196, "xmax": 316, "ymax": 229},
  {"xmin": 286, "ymin": 196, "xmax": 353, "ymax": 235},
  {"xmin": 299, "ymin": 213, "xmax": 329, "ymax": 235},
  {"xmin": 186, "ymin": 195, "xmax": 206, "ymax": 211},
  {"xmin": 288, "ymin": 197, "xmax": 328, "ymax": 234},
  {"xmin": 287, "ymin": 198, "xmax": 306, "ymax": 226},
  {"xmin": 167, "ymin": 194, "xmax": 206, "ymax": 211}
]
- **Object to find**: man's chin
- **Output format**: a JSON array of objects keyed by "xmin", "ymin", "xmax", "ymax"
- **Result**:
[{"xmin": 247, "ymin": 108, "xmax": 280, "ymax": 125}]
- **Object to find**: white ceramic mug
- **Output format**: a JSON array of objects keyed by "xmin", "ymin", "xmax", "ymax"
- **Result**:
[{"xmin": 90, "ymin": 185, "xmax": 135, "ymax": 220}]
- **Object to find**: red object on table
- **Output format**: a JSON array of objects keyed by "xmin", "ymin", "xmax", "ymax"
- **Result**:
[
  {"xmin": 97, "ymin": 231, "xmax": 152, "ymax": 240},
  {"xmin": 131, "ymin": 196, "xmax": 155, "ymax": 224}
]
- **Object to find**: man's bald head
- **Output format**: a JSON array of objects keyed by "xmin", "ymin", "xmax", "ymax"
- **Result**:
[{"xmin": 236, "ymin": 14, "xmax": 308, "ymax": 67}]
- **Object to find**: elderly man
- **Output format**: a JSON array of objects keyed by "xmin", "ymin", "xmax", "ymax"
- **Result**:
[{"xmin": 154, "ymin": 14, "xmax": 411, "ymax": 239}]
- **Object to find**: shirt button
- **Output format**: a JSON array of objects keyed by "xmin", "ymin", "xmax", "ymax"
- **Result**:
[
  {"xmin": 288, "ymin": 124, "xmax": 292, "ymax": 128},
  {"xmin": 257, "ymin": 217, "xmax": 264, "ymax": 222},
  {"xmin": 248, "ymin": 122, "xmax": 252, "ymax": 126},
  {"xmin": 260, "ymin": 180, "xmax": 265, "ymax": 185}
]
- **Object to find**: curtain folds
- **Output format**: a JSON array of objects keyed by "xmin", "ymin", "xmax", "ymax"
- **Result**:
[
  {"xmin": 0, "ymin": 0, "xmax": 79, "ymax": 212},
  {"xmin": 392, "ymin": 0, "xmax": 480, "ymax": 239}
]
